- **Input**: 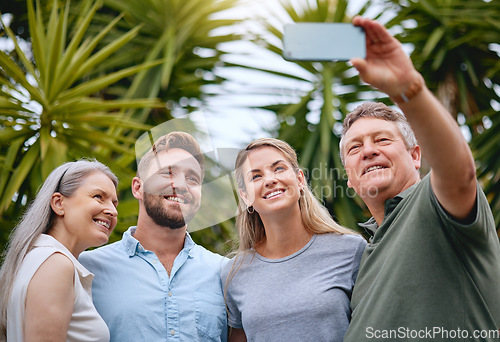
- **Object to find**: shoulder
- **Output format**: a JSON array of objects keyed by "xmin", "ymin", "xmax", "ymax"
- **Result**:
[
  {"xmin": 33, "ymin": 252, "xmax": 75, "ymax": 284},
  {"xmin": 316, "ymin": 232, "xmax": 367, "ymax": 248},
  {"xmin": 43, "ymin": 252, "xmax": 74, "ymax": 269},
  {"xmin": 220, "ymin": 251, "xmax": 256, "ymax": 281},
  {"xmin": 192, "ymin": 244, "xmax": 227, "ymax": 263},
  {"xmin": 311, "ymin": 233, "xmax": 367, "ymax": 264},
  {"xmin": 79, "ymin": 240, "xmax": 123, "ymax": 266},
  {"xmin": 80, "ymin": 240, "xmax": 122, "ymax": 257}
]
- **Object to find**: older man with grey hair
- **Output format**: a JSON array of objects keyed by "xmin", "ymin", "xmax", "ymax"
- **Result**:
[{"xmin": 340, "ymin": 17, "xmax": 500, "ymax": 342}]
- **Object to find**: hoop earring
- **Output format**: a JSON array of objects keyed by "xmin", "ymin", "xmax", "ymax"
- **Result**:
[{"xmin": 247, "ymin": 206, "xmax": 254, "ymax": 214}]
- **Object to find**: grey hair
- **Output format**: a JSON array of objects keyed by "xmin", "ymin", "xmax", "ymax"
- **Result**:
[
  {"xmin": 0, "ymin": 159, "xmax": 118, "ymax": 340},
  {"xmin": 339, "ymin": 102, "xmax": 418, "ymax": 165}
]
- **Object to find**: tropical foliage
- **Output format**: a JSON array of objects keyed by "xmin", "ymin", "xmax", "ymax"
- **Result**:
[
  {"xmin": 0, "ymin": 0, "xmax": 160, "ymax": 239},
  {"xmin": 221, "ymin": 0, "xmax": 385, "ymax": 230},
  {"xmin": 1, "ymin": 0, "xmax": 498, "ymax": 255},
  {"xmin": 0, "ymin": 0, "xmax": 242, "ymax": 253},
  {"xmin": 224, "ymin": 0, "xmax": 500, "ymax": 232}
]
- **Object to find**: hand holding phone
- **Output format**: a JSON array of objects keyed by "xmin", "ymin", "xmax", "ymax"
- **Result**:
[{"xmin": 283, "ymin": 23, "xmax": 366, "ymax": 61}]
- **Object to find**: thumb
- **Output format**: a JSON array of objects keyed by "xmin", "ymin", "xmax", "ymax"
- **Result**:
[{"xmin": 350, "ymin": 57, "xmax": 368, "ymax": 76}]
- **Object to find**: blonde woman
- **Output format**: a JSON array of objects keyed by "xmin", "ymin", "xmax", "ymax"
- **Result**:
[
  {"xmin": 0, "ymin": 160, "xmax": 118, "ymax": 342},
  {"xmin": 221, "ymin": 138, "xmax": 366, "ymax": 342}
]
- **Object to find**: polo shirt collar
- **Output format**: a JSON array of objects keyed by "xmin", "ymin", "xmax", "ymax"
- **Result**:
[
  {"xmin": 122, "ymin": 226, "xmax": 196, "ymax": 258},
  {"xmin": 358, "ymin": 180, "xmax": 420, "ymax": 235}
]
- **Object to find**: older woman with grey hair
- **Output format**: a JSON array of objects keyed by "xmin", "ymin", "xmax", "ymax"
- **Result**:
[{"xmin": 0, "ymin": 159, "xmax": 118, "ymax": 342}]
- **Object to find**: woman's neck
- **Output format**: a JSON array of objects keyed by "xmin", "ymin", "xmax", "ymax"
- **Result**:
[{"xmin": 256, "ymin": 205, "xmax": 312, "ymax": 259}]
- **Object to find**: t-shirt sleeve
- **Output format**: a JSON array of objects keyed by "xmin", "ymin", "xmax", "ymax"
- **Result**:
[
  {"xmin": 220, "ymin": 259, "xmax": 243, "ymax": 329},
  {"xmin": 428, "ymin": 176, "xmax": 496, "ymax": 242}
]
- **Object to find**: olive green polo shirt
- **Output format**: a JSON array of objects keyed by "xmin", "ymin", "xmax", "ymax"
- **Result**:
[{"xmin": 344, "ymin": 174, "xmax": 500, "ymax": 342}]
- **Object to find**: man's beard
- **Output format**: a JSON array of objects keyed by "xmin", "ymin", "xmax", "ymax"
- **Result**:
[{"xmin": 143, "ymin": 192, "xmax": 197, "ymax": 229}]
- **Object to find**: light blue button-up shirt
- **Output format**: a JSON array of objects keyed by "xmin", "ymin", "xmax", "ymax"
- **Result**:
[{"xmin": 79, "ymin": 227, "xmax": 228, "ymax": 342}]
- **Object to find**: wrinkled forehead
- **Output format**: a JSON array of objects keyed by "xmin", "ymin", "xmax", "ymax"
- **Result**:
[
  {"xmin": 144, "ymin": 148, "xmax": 202, "ymax": 179},
  {"xmin": 344, "ymin": 117, "xmax": 400, "ymax": 141}
]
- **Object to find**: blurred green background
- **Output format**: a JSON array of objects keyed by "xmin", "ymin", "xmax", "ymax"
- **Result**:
[{"xmin": 1, "ymin": 0, "xmax": 499, "ymax": 257}]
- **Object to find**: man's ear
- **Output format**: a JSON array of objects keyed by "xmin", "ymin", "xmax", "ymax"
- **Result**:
[
  {"xmin": 238, "ymin": 188, "xmax": 253, "ymax": 207},
  {"xmin": 50, "ymin": 193, "xmax": 64, "ymax": 216},
  {"xmin": 132, "ymin": 177, "xmax": 143, "ymax": 200},
  {"xmin": 411, "ymin": 145, "xmax": 422, "ymax": 170}
]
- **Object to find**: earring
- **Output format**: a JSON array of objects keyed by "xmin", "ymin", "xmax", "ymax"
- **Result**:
[
  {"xmin": 247, "ymin": 206, "xmax": 254, "ymax": 214},
  {"xmin": 300, "ymin": 188, "xmax": 305, "ymax": 197}
]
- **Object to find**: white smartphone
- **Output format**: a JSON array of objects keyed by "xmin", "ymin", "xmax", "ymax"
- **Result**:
[{"xmin": 283, "ymin": 23, "xmax": 366, "ymax": 61}]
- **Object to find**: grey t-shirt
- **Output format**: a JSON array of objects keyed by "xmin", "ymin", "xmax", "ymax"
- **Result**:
[{"xmin": 221, "ymin": 233, "xmax": 366, "ymax": 342}]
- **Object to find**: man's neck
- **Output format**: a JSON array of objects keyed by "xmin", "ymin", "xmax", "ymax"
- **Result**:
[
  {"xmin": 364, "ymin": 178, "xmax": 421, "ymax": 226},
  {"xmin": 134, "ymin": 214, "xmax": 187, "ymax": 258}
]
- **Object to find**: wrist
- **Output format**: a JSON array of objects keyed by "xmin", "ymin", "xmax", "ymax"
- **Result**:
[{"xmin": 390, "ymin": 72, "xmax": 425, "ymax": 104}]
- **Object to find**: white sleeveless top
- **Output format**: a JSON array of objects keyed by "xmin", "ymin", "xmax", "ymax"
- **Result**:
[{"xmin": 7, "ymin": 234, "xmax": 110, "ymax": 341}]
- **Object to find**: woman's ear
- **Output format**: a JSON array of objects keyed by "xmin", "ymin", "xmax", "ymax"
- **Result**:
[
  {"xmin": 238, "ymin": 188, "xmax": 253, "ymax": 207},
  {"xmin": 297, "ymin": 169, "xmax": 306, "ymax": 191},
  {"xmin": 50, "ymin": 192, "xmax": 65, "ymax": 216}
]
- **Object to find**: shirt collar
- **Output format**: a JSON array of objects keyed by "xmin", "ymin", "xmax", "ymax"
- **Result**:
[
  {"xmin": 122, "ymin": 226, "xmax": 196, "ymax": 258},
  {"xmin": 358, "ymin": 181, "xmax": 420, "ymax": 234}
]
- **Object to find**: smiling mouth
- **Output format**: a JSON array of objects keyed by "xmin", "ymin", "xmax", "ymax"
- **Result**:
[
  {"xmin": 165, "ymin": 196, "xmax": 188, "ymax": 204},
  {"xmin": 264, "ymin": 189, "xmax": 285, "ymax": 199},
  {"xmin": 94, "ymin": 219, "xmax": 110, "ymax": 229},
  {"xmin": 363, "ymin": 165, "xmax": 387, "ymax": 175}
]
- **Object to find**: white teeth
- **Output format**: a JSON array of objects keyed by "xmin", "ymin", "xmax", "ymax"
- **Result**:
[
  {"xmin": 365, "ymin": 165, "xmax": 385, "ymax": 174},
  {"xmin": 166, "ymin": 196, "xmax": 184, "ymax": 204},
  {"xmin": 266, "ymin": 190, "xmax": 283, "ymax": 199},
  {"xmin": 95, "ymin": 220, "xmax": 110, "ymax": 229}
]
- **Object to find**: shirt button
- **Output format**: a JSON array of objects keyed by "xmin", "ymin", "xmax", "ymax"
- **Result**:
[
  {"xmin": 168, "ymin": 291, "xmax": 173, "ymax": 297},
  {"xmin": 170, "ymin": 330, "xmax": 175, "ymax": 336}
]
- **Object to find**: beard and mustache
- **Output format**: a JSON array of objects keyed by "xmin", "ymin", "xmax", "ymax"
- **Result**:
[{"xmin": 143, "ymin": 190, "xmax": 200, "ymax": 229}]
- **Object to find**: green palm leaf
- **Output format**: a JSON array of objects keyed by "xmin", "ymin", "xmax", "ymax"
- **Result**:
[
  {"xmin": 224, "ymin": 0, "xmax": 380, "ymax": 230},
  {"xmin": 0, "ymin": 0, "xmax": 162, "ymax": 213}
]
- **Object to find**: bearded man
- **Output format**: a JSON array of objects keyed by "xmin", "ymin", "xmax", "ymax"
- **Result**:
[{"xmin": 80, "ymin": 132, "xmax": 227, "ymax": 342}]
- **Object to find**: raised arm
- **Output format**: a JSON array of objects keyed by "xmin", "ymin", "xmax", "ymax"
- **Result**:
[{"xmin": 350, "ymin": 16, "xmax": 477, "ymax": 221}]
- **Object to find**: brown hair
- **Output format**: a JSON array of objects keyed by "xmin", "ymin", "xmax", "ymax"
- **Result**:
[{"xmin": 137, "ymin": 132, "xmax": 204, "ymax": 179}]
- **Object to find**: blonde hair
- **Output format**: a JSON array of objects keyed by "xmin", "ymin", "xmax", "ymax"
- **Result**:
[
  {"xmin": 222, "ymin": 138, "xmax": 360, "ymax": 325},
  {"xmin": 0, "ymin": 159, "xmax": 118, "ymax": 341},
  {"xmin": 223, "ymin": 138, "xmax": 359, "ymax": 322},
  {"xmin": 234, "ymin": 138, "xmax": 356, "ymax": 253}
]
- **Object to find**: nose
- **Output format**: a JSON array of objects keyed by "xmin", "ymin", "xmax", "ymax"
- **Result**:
[
  {"xmin": 170, "ymin": 173, "xmax": 188, "ymax": 192},
  {"xmin": 362, "ymin": 141, "xmax": 380, "ymax": 160},
  {"xmin": 104, "ymin": 201, "xmax": 118, "ymax": 217},
  {"xmin": 263, "ymin": 171, "xmax": 278, "ymax": 188}
]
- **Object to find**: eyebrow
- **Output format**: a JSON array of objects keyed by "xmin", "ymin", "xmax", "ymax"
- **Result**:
[
  {"xmin": 158, "ymin": 165, "xmax": 201, "ymax": 178},
  {"xmin": 246, "ymin": 160, "xmax": 285, "ymax": 175},
  {"xmin": 93, "ymin": 188, "xmax": 119, "ymax": 206},
  {"xmin": 346, "ymin": 129, "xmax": 397, "ymax": 143}
]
